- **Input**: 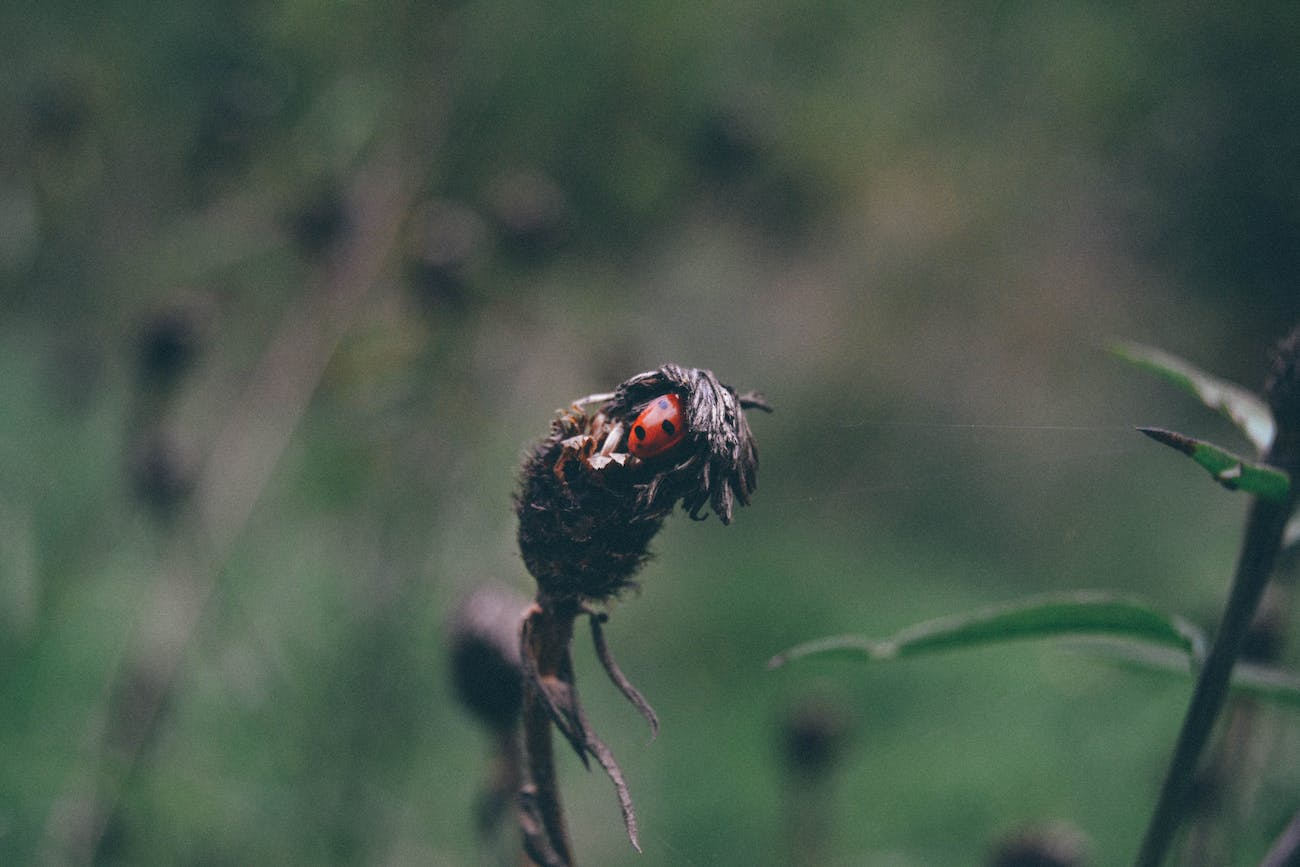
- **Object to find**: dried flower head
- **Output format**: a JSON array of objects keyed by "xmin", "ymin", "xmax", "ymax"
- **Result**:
[
  {"xmin": 512, "ymin": 364, "xmax": 769, "ymax": 862},
  {"xmin": 515, "ymin": 363, "xmax": 769, "ymax": 603}
]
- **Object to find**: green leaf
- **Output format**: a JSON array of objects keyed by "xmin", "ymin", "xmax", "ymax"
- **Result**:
[
  {"xmin": 1235, "ymin": 661, "xmax": 1300, "ymax": 708},
  {"xmin": 1113, "ymin": 342, "xmax": 1275, "ymax": 453},
  {"xmin": 1079, "ymin": 641, "xmax": 1300, "ymax": 710},
  {"xmin": 767, "ymin": 592, "xmax": 1207, "ymax": 668},
  {"xmin": 1137, "ymin": 427, "xmax": 1291, "ymax": 504},
  {"xmin": 768, "ymin": 593, "xmax": 1300, "ymax": 712}
]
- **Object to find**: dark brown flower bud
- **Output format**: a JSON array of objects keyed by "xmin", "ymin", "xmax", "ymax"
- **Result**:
[
  {"xmin": 515, "ymin": 364, "xmax": 769, "ymax": 602},
  {"xmin": 286, "ymin": 182, "xmax": 349, "ymax": 258},
  {"xmin": 135, "ymin": 297, "xmax": 210, "ymax": 391},
  {"xmin": 1266, "ymin": 324, "xmax": 1300, "ymax": 433},
  {"xmin": 27, "ymin": 77, "xmax": 90, "ymax": 148},
  {"xmin": 485, "ymin": 170, "xmax": 568, "ymax": 256},
  {"xmin": 778, "ymin": 696, "xmax": 850, "ymax": 781},
  {"xmin": 129, "ymin": 427, "xmax": 196, "ymax": 517},
  {"xmin": 407, "ymin": 200, "xmax": 487, "ymax": 313},
  {"xmin": 987, "ymin": 822, "xmax": 1090, "ymax": 867},
  {"xmin": 449, "ymin": 585, "xmax": 529, "ymax": 734}
]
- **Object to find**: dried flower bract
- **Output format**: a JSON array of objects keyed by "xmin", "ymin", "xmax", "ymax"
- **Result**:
[{"xmin": 516, "ymin": 363, "xmax": 769, "ymax": 603}]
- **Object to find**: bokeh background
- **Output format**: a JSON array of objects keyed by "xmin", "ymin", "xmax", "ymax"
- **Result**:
[{"xmin": 4, "ymin": 2, "xmax": 1300, "ymax": 864}]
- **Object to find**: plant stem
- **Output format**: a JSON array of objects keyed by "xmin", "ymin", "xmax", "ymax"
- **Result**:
[
  {"xmin": 1260, "ymin": 805, "xmax": 1300, "ymax": 867},
  {"xmin": 37, "ymin": 150, "xmax": 421, "ymax": 865},
  {"xmin": 523, "ymin": 689, "xmax": 572, "ymax": 865},
  {"xmin": 520, "ymin": 602, "xmax": 577, "ymax": 866},
  {"xmin": 1135, "ymin": 433, "xmax": 1300, "ymax": 866}
]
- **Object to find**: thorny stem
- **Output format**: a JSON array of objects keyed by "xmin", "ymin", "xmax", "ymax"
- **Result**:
[{"xmin": 1135, "ymin": 428, "xmax": 1300, "ymax": 867}]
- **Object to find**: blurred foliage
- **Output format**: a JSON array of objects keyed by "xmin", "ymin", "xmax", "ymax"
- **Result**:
[{"xmin": 2, "ymin": 1, "xmax": 1300, "ymax": 865}]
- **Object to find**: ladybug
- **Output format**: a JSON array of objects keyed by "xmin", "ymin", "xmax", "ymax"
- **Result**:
[{"xmin": 628, "ymin": 393, "xmax": 686, "ymax": 459}]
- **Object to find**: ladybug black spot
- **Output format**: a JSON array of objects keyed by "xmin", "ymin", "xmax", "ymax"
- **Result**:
[
  {"xmin": 633, "ymin": 425, "xmax": 647, "ymax": 441},
  {"xmin": 661, "ymin": 419, "xmax": 676, "ymax": 436}
]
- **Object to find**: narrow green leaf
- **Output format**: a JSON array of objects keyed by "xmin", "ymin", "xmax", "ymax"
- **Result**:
[
  {"xmin": 768, "ymin": 595, "xmax": 1300, "ymax": 712},
  {"xmin": 1236, "ymin": 662, "xmax": 1300, "ymax": 709},
  {"xmin": 1138, "ymin": 427, "xmax": 1291, "ymax": 504},
  {"xmin": 1079, "ymin": 641, "xmax": 1300, "ymax": 710},
  {"xmin": 1114, "ymin": 342, "xmax": 1275, "ymax": 452},
  {"xmin": 767, "ymin": 592, "xmax": 1207, "ymax": 669}
]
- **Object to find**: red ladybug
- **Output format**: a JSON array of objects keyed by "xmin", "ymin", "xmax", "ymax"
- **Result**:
[{"xmin": 628, "ymin": 393, "xmax": 686, "ymax": 459}]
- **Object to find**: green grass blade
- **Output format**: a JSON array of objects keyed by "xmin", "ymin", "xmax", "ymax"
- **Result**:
[
  {"xmin": 768, "ymin": 592, "xmax": 1207, "ymax": 668},
  {"xmin": 1138, "ymin": 427, "xmax": 1291, "ymax": 504},
  {"xmin": 1113, "ymin": 342, "xmax": 1275, "ymax": 452}
]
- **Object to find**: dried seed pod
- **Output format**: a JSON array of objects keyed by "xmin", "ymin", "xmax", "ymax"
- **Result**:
[{"xmin": 515, "ymin": 364, "xmax": 769, "ymax": 603}]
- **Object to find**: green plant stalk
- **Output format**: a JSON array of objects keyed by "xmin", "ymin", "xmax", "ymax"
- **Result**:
[{"xmin": 1135, "ymin": 436, "xmax": 1299, "ymax": 866}]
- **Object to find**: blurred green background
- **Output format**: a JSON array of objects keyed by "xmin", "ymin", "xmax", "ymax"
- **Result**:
[{"xmin": 4, "ymin": 1, "xmax": 1300, "ymax": 864}]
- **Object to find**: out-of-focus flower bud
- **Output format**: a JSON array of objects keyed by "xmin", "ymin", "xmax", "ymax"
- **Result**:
[{"xmin": 449, "ymin": 584, "xmax": 528, "ymax": 734}]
